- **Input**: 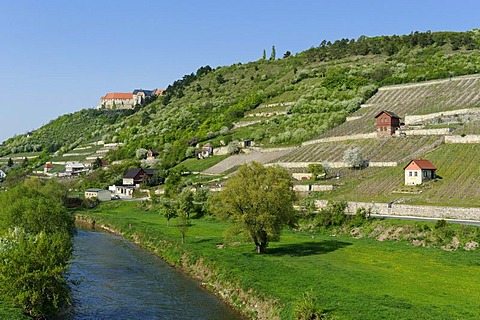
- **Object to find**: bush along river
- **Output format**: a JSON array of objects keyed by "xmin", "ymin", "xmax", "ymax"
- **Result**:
[{"xmin": 63, "ymin": 228, "xmax": 245, "ymax": 319}]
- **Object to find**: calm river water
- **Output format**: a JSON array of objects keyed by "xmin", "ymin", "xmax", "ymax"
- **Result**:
[{"xmin": 63, "ymin": 229, "xmax": 244, "ymax": 320}]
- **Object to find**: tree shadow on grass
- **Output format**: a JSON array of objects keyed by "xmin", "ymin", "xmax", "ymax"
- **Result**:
[{"xmin": 267, "ymin": 240, "xmax": 352, "ymax": 257}]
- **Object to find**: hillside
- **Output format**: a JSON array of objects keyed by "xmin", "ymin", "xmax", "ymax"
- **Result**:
[
  {"xmin": 2, "ymin": 31, "xmax": 480, "ymax": 166},
  {"xmin": 2, "ymin": 30, "xmax": 480, "ymax": 198}
]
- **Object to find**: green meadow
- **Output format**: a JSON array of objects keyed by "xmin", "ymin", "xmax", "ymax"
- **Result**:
[{"xmin": 78, "ymin": 201, "xmax": 480, "ymax": 319}]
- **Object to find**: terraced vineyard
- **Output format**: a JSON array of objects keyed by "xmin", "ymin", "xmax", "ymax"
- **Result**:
[
  {"xmin": 316, "ymin": 75, "xmax": 480, "ymax": 139},
  {"xmin": 325, "ymin": 143, "xmax": 480, "ymax": 207},
  {"xmin": 272, "ymin": 136, "xmax": 442, "ymax": 164}
]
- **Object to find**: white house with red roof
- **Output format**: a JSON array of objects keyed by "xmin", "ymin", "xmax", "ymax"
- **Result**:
[
  {"xmin": 44, "ymin": 162, "xmax": 53, "ymax": 174},
  {"xmin": 404, "ymin": 159, "xmax": 437, "ymax": 185}
]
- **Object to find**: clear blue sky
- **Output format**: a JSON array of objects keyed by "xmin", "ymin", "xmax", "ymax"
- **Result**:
[{"xmin": 1, "ymin": 0, "xmax": 479, "ymax": 143}]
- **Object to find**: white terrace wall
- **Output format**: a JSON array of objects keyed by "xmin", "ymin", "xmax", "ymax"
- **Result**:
[
  {"xmin": 260, "ymin": 102, "xmax": 295, "ymax": 108},
  {"xmin": 302, "ymin": 133, "xmax": 377, "ymax": 146},
  {"xmin": 250, "ymin": 146, "xmax": 297, "ymax": 153},
  {"xmin": 233, "ymin": 120, "xmax": 262, "ymax": 129},
  {"xmin": 246, "ymin": 111, "xmax": 287, "ymax": 117},
  {"xmin": 292, "ymin": 173, "xmax": 313, "ymax": 181},
  {"xmin": 445, "ymin": 135, "xmax": 480, "ymax": 144},
  {"xmin": 315, "ymin": 200, "xmax": 480, "ymax": 221},
  {"xmin": 404, "ymin": 108, "xmax": 480, "ymax": 125},
  {"xmin": 398, "ymin": 128, "xmax": 452, "ymax": 136},
  {"xmin": 346, "ymin": 116, "xmax": 362, "ymax": 122},
  {"xmin": 270, "ymin": 161, "xmax": 397, "ymax": 169},
  {"xmin": 293, "ymin": 185, "xmax": 335, "ymax": 192}
]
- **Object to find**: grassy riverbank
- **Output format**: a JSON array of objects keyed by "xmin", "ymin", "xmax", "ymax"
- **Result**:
[{"xmin": 77, "ymin": 201, "xmax": 480, "ymax": 319}]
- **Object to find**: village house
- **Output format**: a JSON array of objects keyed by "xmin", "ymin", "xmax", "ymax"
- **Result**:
[
  {"xmin": 146, "ymin": 149, "xmax": 159, "ymax": 160},
  {"xmin": 114, "ymin": 168, "xmax": 156, "ymax": 197},
  {"xmin": 375, "ymin": 110, "xmax": 401, "ymax": 136},
  {"xmin": 404, "ymin": 159, "xmax": 437, "ymax": 185},
  {"xmin": 123, "ymin": 168, "xmax": 147, "ymax": 186},
  {"xmin": 84, "ymin": 188, "xmax": 112, "ymax": 202},
  {"xmin": 196, "ymin": 143, "xmax": 214, "ymax": 159},
  {"xmin": 44, "ymin": 162, "xmax": 53, "ymax": 174},
  {"xmin": 65, "ymin": 162, "xmax": 86, "ymax": 175}
]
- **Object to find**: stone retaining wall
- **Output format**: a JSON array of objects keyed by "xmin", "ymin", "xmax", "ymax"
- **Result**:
[
  {"xmin": 293, "ymin": 185, "xmax": 335, "ymax": 192},
  {"xmin": 445, "ymin": 135, "xmax": 480, "ymax": 144},
  {"xmin": 62, "ymin": 153, "xmax": 85, "ymax": 157},
  {"xmin": 260, "ymin": 102, "xmax": 295, "ymax": 108},
  {"xmin": 399, "ymin": 128, "xmax": 452, "ymax": 136},
  {"xmin": 404, "ymin": 108, "xmax": 480, "ymax": 125},
  {"xmin": 302, "ymin": 133, "xmax": 376, "ymax": 146},
  {"xmin": 246, "ymin": 111, "xmax": 287, "ymax": 117},
  {"xmin": 315, "ymin": 200, "xmax": 480, "ymax": 220},
  {"xmin": 232, "ymin": 120, "xmax": 262, "ymax": 129},
  {"xmin": 250, "ymin": 146, "xmax": 297, "ymax": 153},
  {"xmin": 292, "ymin": 173, "xmax": 312, "ymax": 181},
  {"xmin": 346, "ymin": 116, "xmax": 362, "ymax": 122},
  {"xmin": 270, "ymin": 161, "xmax": 397, "ymax": 169}
]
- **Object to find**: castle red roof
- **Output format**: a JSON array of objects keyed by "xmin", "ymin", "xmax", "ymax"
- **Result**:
[{"xmin": 102, "ymin": 93, "xmax": 133, "ymax": 100}]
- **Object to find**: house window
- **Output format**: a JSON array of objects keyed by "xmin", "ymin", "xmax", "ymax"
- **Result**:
[
  {"xmin": 423, "ymin": 171, "xmax": 427, "ymax": 178},
  {"xmin": 408, "ymin": 171, "xmax": 412, "ymax": 177},
  {"xmin": 414, "ymin": 172, "xmax": 418, "ymax": 177}
]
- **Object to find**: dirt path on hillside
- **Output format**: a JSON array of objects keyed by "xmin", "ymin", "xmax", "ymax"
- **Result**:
[{"xmin": 202, "ymin": 149, "xmax": 293, "ymax": 175}]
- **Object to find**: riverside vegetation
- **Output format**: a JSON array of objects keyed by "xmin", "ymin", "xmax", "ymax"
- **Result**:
[{"xmin": 0, "ymin": 179, "xmax": 75, "ymax": 319}]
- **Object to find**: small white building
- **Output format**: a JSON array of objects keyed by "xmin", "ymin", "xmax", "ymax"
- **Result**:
[
  {"xmin": 65, "ymin": 162, "xmax": 86, "ymax": 175},
  {"xmin": 404, "ymin": 159, "xmax": 437, "ymax": 186},
  {"xmin": 0, "ymin": 170, "xmax": 6, "ymax": 181},
  {"xmin": 84, "ymin": 188, "xmax": 112, "ymax": 201},
  {"xmin": 111, "ymin": 185, "xmax": 134, "ymax": 197}
]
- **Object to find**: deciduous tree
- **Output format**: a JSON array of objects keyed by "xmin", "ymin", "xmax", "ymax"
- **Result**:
[
  {"xmin": 343, "ymin": 147, "xmax": 365, "ymax": 169},
  {"xmin": 210, "ymin": 162, "xmax": 296, "ymax": 253}
]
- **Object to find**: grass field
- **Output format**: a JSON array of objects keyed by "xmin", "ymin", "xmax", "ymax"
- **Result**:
[
  {"xmin": 79, "ymin": 201, "xmax": 480, "ymax": 319},
  {"xmin": 176, "ymin": 155, "xmax": 229, "ymax": 172}
]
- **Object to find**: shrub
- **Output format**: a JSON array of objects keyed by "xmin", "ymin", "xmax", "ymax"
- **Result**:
[
  {"xmin": 434, "ymin": 219, "xmax": 447, "ymax": 229},
  {"xmin": 352, "ymin": 207, "xmax": 369, "ymax": 226},
  {"xmin": 315, "ymin": 201, "xmax": 348, "ymax": 228},
  {"xmin": 227, "ymin": 141, "xmax": 240, "ymax": 155},
  {"xmin": 294, "ymin": 289, "xmax": 323, "ymax": 320}
]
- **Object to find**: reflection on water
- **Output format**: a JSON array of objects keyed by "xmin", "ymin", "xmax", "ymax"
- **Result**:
[{"xmin": 64, "ymin": 229, "xmax": 244, "ymax": 320}]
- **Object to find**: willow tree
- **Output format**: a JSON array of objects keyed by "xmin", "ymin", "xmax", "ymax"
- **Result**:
[{"xmin": 210, "ymin": 162, "xmax": 296, "ymax": 254}]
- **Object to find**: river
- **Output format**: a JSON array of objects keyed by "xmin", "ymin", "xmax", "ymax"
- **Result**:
[{"xmin": 63, "ymin": 229, "xmax": 245, "ymax": 320}]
